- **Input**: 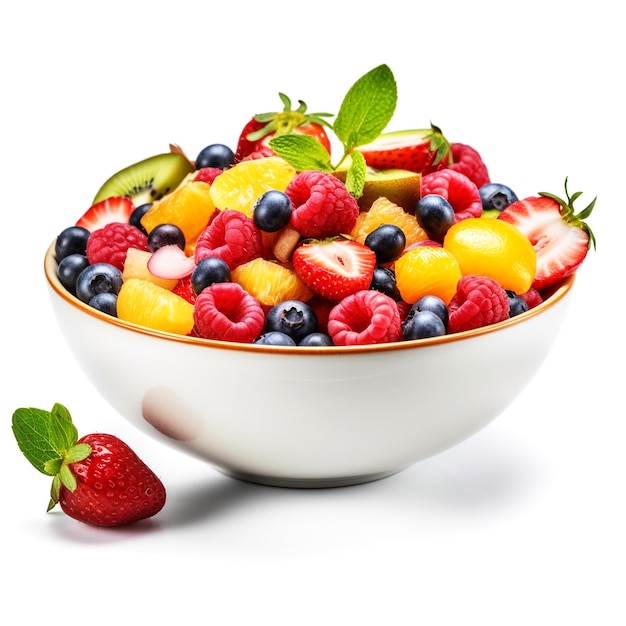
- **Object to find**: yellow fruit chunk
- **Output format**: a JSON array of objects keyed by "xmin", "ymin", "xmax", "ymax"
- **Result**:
[
  {"xmin": 443, "ymin": 218, "xmax": 536, "ymax": 294},
  {"xmin": 141, "ymin": 175, "xmax": 216, "ymax": 244},
  {"xmin": 122, "ymin": 248, "xmax": 178, "ymax": 290},
  {"xmin": 350, "ymin": 196, "xmax": 428, "ymax": 248},
  {"xmin": 394, "ymin": 245, "xmax": 462, "ymax": 305},
  {"xmin": 117, "ymin": 278, "xmax": 194, "ymax": 335},
  {"xmin": 209, "ymin": 157, "xmax": 296, "ymax": 217},
  {"xmin": 231, "ymin": 258, "xmax": 313, "ymax": 306}
]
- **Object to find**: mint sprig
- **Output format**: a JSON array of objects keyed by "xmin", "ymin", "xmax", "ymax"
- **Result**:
[
  {"xmin": 12, "ymin": 403, "xmax": 91, "ymax": 511},
  {"xmin": 270, "ymin": 63, "xmax": 398, "ymax": 198}
]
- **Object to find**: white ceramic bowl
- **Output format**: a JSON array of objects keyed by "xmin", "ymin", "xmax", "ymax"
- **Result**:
[{"xmin": 44, "ymin": 242, "xmax": 574, "ymax": 488}]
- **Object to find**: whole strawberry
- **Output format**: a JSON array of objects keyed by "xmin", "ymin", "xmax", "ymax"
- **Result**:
[{"xmin": 12, "ymin": 403, "xmax": 166, "ymax": 527}]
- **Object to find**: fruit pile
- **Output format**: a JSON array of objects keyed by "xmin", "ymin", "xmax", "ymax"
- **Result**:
[{"xmin": 53, "ymin": 65, "xmax": 596, "ymax": 347}]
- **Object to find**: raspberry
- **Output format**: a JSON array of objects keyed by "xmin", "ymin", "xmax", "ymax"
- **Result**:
[
  {"xmin": 327, "ymin": 290, "xmax": 402, "ymax": 346},
  {"xmin": 193, "ymin": 282, "xmax": 265, "ymax": 342},
  {"xmin": 86, "ymin": 222, "xmax": 149, "ymax": 270},
  {"xmin": 519, "ymin": 287, "xmax": 543, "ymax": 309},
  {"xmin": 285, "ymin": 170, "xmax": 360, "ymax": 238},
  {"xmin": 420, "ymin": 169, "xmax": 482, "ymax": 222},
  {"xmin": 193, "ymin": 167, "xmax": 223, "ymax": 184},
  {"xmin": 447, "ymin": 143, "xmax": 490, "ymax": 188},
  {"xmin": 194, "ymin": 209, "xmax": 263, "ymax": 270},
  {"xmin": 448, "ymin": 275, "xmax": 510, "ymax": 333}
]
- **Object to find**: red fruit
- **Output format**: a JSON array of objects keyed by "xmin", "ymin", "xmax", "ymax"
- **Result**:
[
  {"xmin": 420, "ymin": 169, "xmax": 483, "ymax": 222},
  {"xmin": 235, "ymin": 93, "xmax": 332, "ymax": 162},
  {"xmin": 172, "ymin": 278, "xmax": 198, "ymax": 305},
  {"xmin": 86, "ymin": 222, "xmax": 149, "ymax": 270},
  {"xmin": 194, "ymin": 209, "xmax": 263, "ymax": 270},
  {"xmin": 193, "ymin": 282, "xmax": 265, "ymax": 342},
  {"xmin": 447, "ymin": 143, "xmax": 490, "ymax": 188},
  {"xmin": 292, "ymin": 238, "xmax": 377, "ymax": 301},
  {"xmin": 497, "ymin": 178, "xmax": 596, "ymax": 290},
  {"xmin": 328, "ymin": 290, "xmax": 402, "ymax": 346},
  {"xmin": 193, "ymin": 167, "xmax": 223, "ymax": 184},
  {"xmin": 285, "ymin": 170, "xmax": 360, "ymax": 238},
  {"xmin": 358, "ymin": 124, "xmax": 451, "ymax": 174},
  {"xmin": 11, "ymin": 403, "xmax": 166, "ymax": 527},
  {"xmin": 76, "ymin": 196, "xmax": 135, "ymax": 232},
  {"xmin": 520, "ymin": 287, "xmax": 543, "ymax": 309},
  {"xmin": 448, "ymin": 275, "xmax": 510, "ymax": 333}
]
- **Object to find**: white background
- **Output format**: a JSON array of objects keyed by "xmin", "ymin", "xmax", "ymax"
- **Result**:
[{"xmin": 2, "ymin": 1, "xmax": 624, "ymax": 623}]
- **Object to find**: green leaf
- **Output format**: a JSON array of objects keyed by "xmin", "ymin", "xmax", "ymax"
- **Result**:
[
  {"xmin": 344, "ymin": 150, "xmax": 367, "ymax": 198},
  {"xmin": 269, "ymin": 134, "xmax": 334, "ymax": 172},
  {"xmin": 333, "ymin": 64, "xmax": 397, "ymax": 151}
]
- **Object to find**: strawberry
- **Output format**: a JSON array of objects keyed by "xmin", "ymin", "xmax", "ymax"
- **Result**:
[
  {"xmin": 235, "ymin": 93, "xmax": 333, "ymax": 162},
  {"xmin": 76, "ymin": 196, "xmax": 135, "ymax": 232},
  {"xmin": 12, "ymin": 403, "xmax": 166, "ymax": 527},
  {"xmin": 498, "ymin": 178, "xmax": 596, "ymax": 290},
  {"xmin": 358, "ymin": 123, "xmax": 451, "ymax": 174},
  {"xmin": 292, "ymin": 237, "xmax": 376, "ymax": 301}
]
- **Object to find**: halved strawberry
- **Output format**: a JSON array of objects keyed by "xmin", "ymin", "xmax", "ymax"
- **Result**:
[
  {"xmin": 76, "ymin": 196, "xmax": 135, "ymax": 232},
  {"xmin": 292, "ymin": 238, "xmax": 376, "ymax": 301},
  {"xmin": 235, "ymin": 93, "xmax": 333, "ymax": 162},
  {"xmin": 498, "ymin": 178, "xmax": 596, "ymax": 290},
  {"xmin": 358, "ymin": 124, "xmax": 451, "ymax": 174}
]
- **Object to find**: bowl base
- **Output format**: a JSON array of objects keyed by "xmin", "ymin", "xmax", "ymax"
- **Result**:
[{"xmin": 219, "ymin": 467, "xmax": 407, "ymax": 489}]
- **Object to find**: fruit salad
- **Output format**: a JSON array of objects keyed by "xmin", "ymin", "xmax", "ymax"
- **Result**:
[{"xmin": 52, "ymin": 64, "xmax": 596, "ymax": 347}]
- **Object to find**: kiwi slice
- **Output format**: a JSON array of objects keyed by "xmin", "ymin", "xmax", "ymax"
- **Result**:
[{"xmin": 93, "ymin": 152, "xmax": 195, "ymax": 205}]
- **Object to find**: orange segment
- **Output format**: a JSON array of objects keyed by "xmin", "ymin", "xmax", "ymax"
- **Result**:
[
  {"xmin": 209, "ymin": 156, "xmax": 296, "ymax": 217},
  {"xmin": 394, "ymin": 245, "xmax": 462, "ymax": 304},
  {"xmin": 350, "ymin": 196, "xmax": 428, "ymax": 248},
  {"xmin": 117, "ymin": 278, "xmax": 195, "ymax": 335},
  {"xmin": 141, "ymin": 175, "xmax": 216, "ymax": 244},
  {"xmin": 231, "ymin": 258, "xmax": 313, "ymax": 306},
  {"xmin": 443, "ymin": 217, "xmax": 536, "ymax": 293}
]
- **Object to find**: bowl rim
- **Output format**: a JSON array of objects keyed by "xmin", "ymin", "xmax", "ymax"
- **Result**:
[{"xmin": 44, "ymin": 240, "xmax": 575, "ymax": 356}]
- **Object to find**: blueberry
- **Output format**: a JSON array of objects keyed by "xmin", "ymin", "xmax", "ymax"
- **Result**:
[
  {"xmin": 191, "ymin": 257, "xmax": 231, "ymax": 295},
  {"xmin": 57, "ymin": 253, "xmax": 90, "ymax": 295},
  {"xmin": 299, "ymin": 332, "xmax": 334, "ymax": 347},
  {"xmin": 148, "ymin": 223, "xmax": 186, "ymax": 252},
  {"xmin": 364, "ymin": 224, "xmax": 406, "ymax": 263},
  {"xmin": 75, "ymin": 263, "xmax": 123, "ymax": 304},
  {"xmin": 402, "ymin": 310, "xmax": 447, "ymax": 340},
  {"xmin": 479, "ymin": 183, "xmax": 518, "ymax": 212},
  {"xmin": 195, "ymin": 144, "xmax": 235, "ymax": 170},
  {"xmin": 253, "ymin": 190, "xmax": 293, "ymax": 232},
  {"xmin": 129, "ymin": 203, "xmax": 152, "ymax": 234},
  {"xmin": 88, "ymin": 292, "xmax": 118, "ymax": 316},
  {"xmin": 415, "ymin": 194, "xmax": 455, "ymax": 240},
  {"xmin": 506, "ymin": 290, "xmax": 529, "ymax": 317},
  {"xmin": 406, "ymin": 294, "xmax": 449, "ymax": 328},
  {"xmin": 55, "ymin": 226, "xmax": 90, "ymax": 261},
  {"xmin": 254, "ymin": 331, "xmax": 297, "ymax": 346},
  {"xmin": 369, "ymin": 266, "xmax": 401, "ymax": 301},
  {"xmin": 265, "ymin": 300, "xmax": 318, "ymax": 343}
]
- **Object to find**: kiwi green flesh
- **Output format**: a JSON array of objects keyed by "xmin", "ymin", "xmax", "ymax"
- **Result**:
[{"xmin": 93, "ymin": 153, "xmax": 195, "ymax": 205}]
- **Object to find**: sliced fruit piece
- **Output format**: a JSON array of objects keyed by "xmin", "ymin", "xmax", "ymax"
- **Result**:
[
  {"xmin": 122, "ymin": 247, "xmax": 179, "ymax": 290},
  {"xmin": 76, "ymin": 196, "xmax": 135, "ymax": 232},
  {"xmin": 358, "ymin": 125, "xmax": 451, "ymax": 174},
  {"xmin": 147, "ymin": 244, "xmax": 196, "ymax": 280},
  {"xmin": 117, "ymin": 278, "xmax": 195, "ymax": 335},
  {"xmin": 292, "ymin": 238, "xmax": 376, "ymax": 301},
  {"xmin": 93, "ymin": 152, "xmax": 195, "ymax": 205},
  {"xmin": 209, "ymin": 156, "xmax": 296, "ymax": 217},
  {"xmin": 334, "ymin": 166, "xmax": 421, "ymax": 212},
  {"xmin": 350, "ymin": 196, "xmax": 428, "ymax": 248},
  {"xmin": 231, "ymin": 258, "xmax": 313, "ymax": 306},
  {"xmin": 497, "ymin": 179, "xmax": 596, "ymax": 290},
  {"xmin": 394, "ymin": 245, "xmax": 462, "ymax": 305},
  {"xmin": 443, "ymin": 217, "xmax": 536, "ymax": 294},
  {"xmin": 140, "ymin": 175, "xmax": 216, "ymax": 244}
]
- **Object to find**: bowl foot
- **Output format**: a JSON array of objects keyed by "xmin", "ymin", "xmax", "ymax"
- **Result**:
[{"xmin": 218, "ymin": 467, "xmax": 407, "ymax": 489}]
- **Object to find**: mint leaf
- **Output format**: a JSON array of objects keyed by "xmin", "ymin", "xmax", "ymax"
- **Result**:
[
  {"xmin": 333, "ymin": 64, "xmax": 397, "ymax": 151},
  {"xmin": 269, "ymin": 134, "xmax": 334, "ymax": 172},
  {"xmin": 344, "ymin": 150, "xmax": 367, "ymax": 198}
]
